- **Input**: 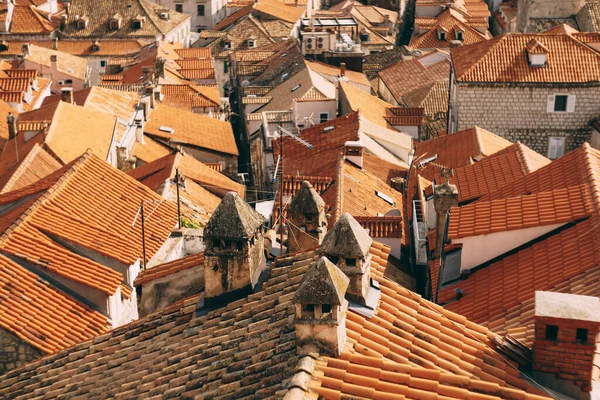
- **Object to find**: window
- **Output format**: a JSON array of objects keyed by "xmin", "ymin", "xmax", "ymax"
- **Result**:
[
  {"xmin": 197, "ymin": 4, "xmax": 205, "ymax": 16},
  {"xmin": 132, "ymin": 20, "xmax": 142, "ymax": 30},
  {"xmin": 319, "ymin": 112, "xmax": 329, "ymax": 123},
  {"xmin": 223, "ymin": 60, "xmax": 228, "ymax": 73},
  {"xmin": 545, "ymin": 325, "xmax": 559, "ymax": 341},
  {"xmin": 65, "ymin": 79, "xmax": 73, "ymax": 84},
  {"xmin": 322, "ymin": 304, "xmax": 332, "ymax": 313},
  {"xmin": 58, "ymin": 80, "xmax": 64, "ymax": 86},
  {"xmin": 548, "ymin": 94, "xmax": 575, "ymax": 113},
  {"xmin": 224, "ymin": 40, "xmax": 231, "ymax": 49},
  {"xmin": 547, "ymin": 137, "xmax": 565, "ymax": 159},
  {"xmin": 247, "ymin": 39, "xmax": 256, "ymax": 48},
  {"xmin": 439, "ymin": 31, "xmax": 446, "ymax": 41},
  {"xmin": 576, "ymin": 328, "xmax": 588, "ymax": 344},
  {"xmin": 554, "ymin": 95, "xmax": 568, "ymax": 112},
  {"xmin": 456, "ymin": 31, "xmax": 463, "ymax": 41},
  {"xmin": 175, "ymin": 3, "xmax": 183, "ymax": 12}
]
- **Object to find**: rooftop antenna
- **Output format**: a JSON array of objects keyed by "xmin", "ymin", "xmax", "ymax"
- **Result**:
[{"xmin": 273, "ymin": 125, "xmax": 312, "ymax": 257}]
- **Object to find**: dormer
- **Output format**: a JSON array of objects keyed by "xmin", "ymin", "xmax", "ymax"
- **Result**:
[
  {"xmin": 224, "ymin": 40, "xmax": 232, "ymax": 50},
  {"xmin": 318, "ymin": 213, "xmax": 373, "ymax": 305},
  {"xmin": 76, "ymin": 15, "xmax": 88, "ymax": 30},
  {"xmin": 247, "ymin": 35, "xmax": 257, "ymax": 48},
  {"xmin": 132, "ymin": 15, "xmax": 145, "ymax": 30},
  {"xmin": 109, "ymin": 13, "xmax": 123, "ymax": 31},
  {"xmin": 0, "ymin": 41, "xmax": 8, "ymax": 51},
  {"xmin": 91, "ymin": 40, "xmax": 100, "ymax": 52},
  {"xmin": 293, "ymin": 257, "xmax": 349, "ymax": 356},
  {"xmin": 288, "ymin": 181, "xmax": 327, "ymax": 253},
  {"xmin": 437, "ymin": 26, "xmax": 448, "ymax": 41},
  {"xmin": 204, "ymin": 193, "xmax": 266, "ymax": 304},
  {"xmin": 455, "ymin": 28, "xmax": 464, "ymax": 41},
  {"xmin": 526, "ymin": 39, "xmax": 548, "ymax": 67},
  {"xmin": 359, "ymin": 29, "xmax": 370, "ymax": 42}
]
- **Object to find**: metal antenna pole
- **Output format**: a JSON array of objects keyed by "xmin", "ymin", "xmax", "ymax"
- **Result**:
[
  {"xmin": 176, "ymin": 168, "xmax": 181, "ymax": 229},
  {"xmin": 141, "ymin": 200, "xmax": 147, "ymax": 270},
  {"xmin": 280, "ymin": 132, "xmax": 284, "ymax": 257}
]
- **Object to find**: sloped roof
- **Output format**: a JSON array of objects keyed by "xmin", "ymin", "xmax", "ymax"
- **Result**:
[
  {"xmin": 24, "ymin": 45, "xmax": 88, "ymax": 80},
  {"xmin": 252, "ymin": 0, "xmax": 305, "ymax": 23},
  {"xmin": 0, "ymin": 142, "xmax": 62, "ymax": 194},
  {"xmin": 452, "ymin": 33, "xmax": 600, "ymax": 83},
  {"xmin": 293, "ymin": 256, "xmax": 349, "ymax": 305},
  {"xmin": 319, "ymin": 213, "xmax": 373, "ymax": 259},
  {"xmin": 0, "ymin": 253, "xmax": 109, "ymax": 355},
  {"xmin": 18, "ymin": 101, "xmax": 117, "ymax": 164},
  {"xmin": 306, "ymin": 60, "xmax": 370, "ymax": 87},
  {"xmin": 339, "ymin": 81, "xmax": 394, "ymax": 129},
  {"xmin": 135, "ymin": 252, "xmax": 204, "ymax": 286},
  {"xmin": 130, "ymin": 135, "xmax": 173, "ymax": 164},
  {"xmin": 0, "ymin": 240, "xmax": 550, "ymax": 399},
  {"xmin": 144, "ymin": 104, "xmax": 238, "ymax": 156},
  {"xmin": 410, "ymin": 8, "xmax": 489, "ymax": 49},
  {"xmin": 204, "ymin": 192, "xmax": 264, "ymax": 239},
  {"xmin": 60, "ymin": 0, "xmax": 190, "ymax": 38},
  {"xmin": 9, "ymin": 5, "xmax": 57, "ymax": 34}
]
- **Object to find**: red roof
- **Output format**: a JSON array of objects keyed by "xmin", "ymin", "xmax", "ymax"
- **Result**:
[{"xmin": 135, "ymin": 252, "xmax": 204, "ymax": 286}]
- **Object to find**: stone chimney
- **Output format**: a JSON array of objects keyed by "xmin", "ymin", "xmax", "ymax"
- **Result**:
[
  {"xmin": 154, "ymin": 56, "xmax": 166, "ymax": 80},
  {"xmin": 339, "ymin": 62, "xmax": 346, "ymax": 77},
  {"xmin": 344, "ymin": 140, "xmax": 363, "ymax": 169},
  {"xmin": 293, "ymin": 257, "xmax": 349, "ymax": 356},
  {"xmin": 318, "ymin": 213, "xmax": 373, "ymax": 305},
  {"xmin": 204, "ymin": 192, "xmax": 266, "ymax": 304},
  {"xmin": 7, "ymin": 112, "xmax": 17, "ymax": 140},
  {"xmin": 532, "ymin": 291, "xmax": 600, "ymax": 398},
  {"xmin": 61, "ymin": 87, "xmax": 73, "ymax": 103},
  {"xmin": 21, "ymin": 43, "xmax": 30, "ymax": 57},
  {"xmin": 287, "ymin": 181, "xmax": 327, "ymax": 253},
  {"xmin": 50, "ymin": 54, "xmax": 57, "ymax": 69},
  {"xmin": 433, "ymin": 171, "xmax": 458, "ymax": 257},
  {"xmin": 52, "ymin": 38, "xmax": 58, "ymax": 50}
]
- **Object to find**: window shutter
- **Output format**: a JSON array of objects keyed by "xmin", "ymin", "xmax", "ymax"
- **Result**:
[
  {"xmin": 548, "ymin": 138, "xmax": 557, "ymax": 159},
  {"xmin": 556, "ymin": 138, "xmax": 565, "ymax": 157},
  {"xmin": 567, "ymin": 95, "xmax": 576, "ymax": 112},
  {"xmin": 547, "ymin": 95, "xmax": 555, "ymax": 113}
]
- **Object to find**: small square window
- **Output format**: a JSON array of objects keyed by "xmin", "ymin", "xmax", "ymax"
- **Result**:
[
  {"xmin": 576, "ymin": 328, "xmax": 588, "ymax": 344},
  {"xmin": 439, "ymin": 31, "xmax": 446, "ymax": 41},
  {"xmin": 319, "ymin": 112, "xmax": 329, "ymax": 123},
  {"xmin": 100, "ymin": 60, "xmax": 106, "ymax": 67},
  {"xmin": 65, "ymin": 79, "xmax": 73, "ymax": 84},
  {"xmin": 554, "ymin": 95, "xmax": 568, "ymax": 112},
  {"xmin": 175, "ymin": 4, "xmax": 183, "ymax": 12},
  {"xmin": 197, "ymin": 4, "xmax": 205, "ymax": 16},
  {"xmin": 545, "ymin": 325, "xmax": 559, "ymax": 341},
  {"xmin": 322, "ymin": 304, "xmax": 332, "ymax": 313},
  {"xmin": 456, "ymin": 31, "xmax": 463, "ymax": 41}
]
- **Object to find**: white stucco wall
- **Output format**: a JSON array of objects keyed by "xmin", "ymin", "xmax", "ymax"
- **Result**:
[{"xmin": 453, "ymin": 223, "xmax": 564, "ymax": 271}]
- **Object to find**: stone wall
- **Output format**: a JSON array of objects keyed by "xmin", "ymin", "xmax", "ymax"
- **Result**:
[
  {"xmin": 516, "ymin": 0, "xmax": 586, "ymax": 31},
  {"xmin": 0, "ymin": 328, "xmax": 42, "ymax": 375},
  {"xmin": 452, "ymin": 84, "xmax": 600, "ymax": 155}
]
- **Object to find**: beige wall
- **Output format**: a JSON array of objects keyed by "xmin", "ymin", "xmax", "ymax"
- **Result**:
[
  {"xmin": 451, "ymin": 82, "xmax": 600, "ymax": 155},
  {"xmin": 24, "ymin": 59, "xmax": 88, "ymax": 94},
  {"xmin": 453, "ymin": 223, "xmax": 564, "ymax": 271},
  {"xmin": 293, "ymin": 99, "xmax": 337, "ymax": 127}
]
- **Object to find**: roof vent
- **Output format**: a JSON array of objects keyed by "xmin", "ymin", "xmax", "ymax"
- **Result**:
[
  {"xmin": 160, "ymin": 11, "xmax": 170, "ymax": 20},
  {"xmin": 158, "ymin": 126, "xmax": 174, "ymax": 134},
  {"xmin": 291, "ymin": 84, "xmax": 301, "ymax": 92},
  {"xmin": 323, "ymin": 125, "xmax": 335, "ymax": 133}
]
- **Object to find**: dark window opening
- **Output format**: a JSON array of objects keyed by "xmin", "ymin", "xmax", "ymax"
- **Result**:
[
  {"xmin": 175, "ymin": 4, "xmax": 183, "ymax": 12},
  {"xmin": 322, "ymin": 304, "xmax": 332, "ymax": 313},
  {"xmin": 345, "ymin": 258, "xmax": 356, "ymax": 267},
  {"xmin": 439, "ymin": 31, "xmax": 446, "ymax": 41},
  {"xmin": 576, "ymin": 328, "xmax": 588, "ymax": 344},
  {"xmin": 554, "ymin": 95, "xmax": 568, "ymax": 112},
  {"xmin": 328, "ymin": 256, "xmax": 339, "ymax": 264},
  {"xmin": 65, "ymin": 79, "xmax": 73, "ymax": 84},
  {"xmin": 197, "ymin": 4, "xmax": 205, "ymax": 16},
  {"xmin": 100, "ymin": 60, "xmax": 106, "ymax": 67},
  {"xmin": 303, "ymin": 304, "xmax": 314, "ymax": 313},
  {"xmin": 457, "ymin": 31, "xmax": 463, "ymax": 40},
  {"xmin": 545, "ymin": 325, "xmax": 559, "ymax": 341}
]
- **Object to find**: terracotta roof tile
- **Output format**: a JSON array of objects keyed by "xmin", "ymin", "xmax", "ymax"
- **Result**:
[
  {"xmin": 144, "ymin": 104, "xmax": 238, "ymax": 156},
  {"xmin": 410, "ymin": 8, "xmax": 490, "ymax": 49},
  {"xmin": 340, "ymin": 81, "xmax": 396, "ymax": 129},
  {"xmin": 252, "ymin": 0, "xmax": 305, "ymax": 23},
  {"xmin": 134, "ymin": 252, "xmax": 204, "ymax": 286},
  {"xmin": 306, "ymin": 60, "xmax": 370, "ymax": 87},
  {"xmin": 0, "ymin": 239, "xmax": 550, "ymax": 398},
  {"xmin": 130, "ymin": 135, "xmax": 173, "ymax": 164},
  {"xmin": 0, "ymin": 253, "xmax": 109, "ymax": 354},
  {"xmin": 452, "ymin": 33, "xmax": 600, "ymax": 83},
  {"xmin": 0, "ymin": 142, "xmax": 62, "ymax": 194},
  {"xmin": 9, "ymin": 5, "xmax": 56, "ymax": 34}
]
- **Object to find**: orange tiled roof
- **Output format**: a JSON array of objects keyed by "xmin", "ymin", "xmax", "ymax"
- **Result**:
[
  {"xmin": 252, "ymin": 0, "xmax": 305, "ymax": 23},
  {"xmin": 452, "ymin": 33, "xmax": 600, "ymax": 83},
  {"xmin": 439, "ymin": 217, "xmax": 600, "ymax": 336},
  {"xmin": 144, "ymin": 105, "xmax": 238, "ymax": 156},
  {"xmin": 339, "ymin": 81, "xmax": 396, "ymax": 130},
  {"xmin": 10, "ymin": 5, "xmax": 57, "ymax": 34},
  {"xmin": 0, "ymin": 253, "xmax": 109, "ymax": 354},
  {"xmin": 134, "ymin": 252, "xmax": 204, "ymax": 286},
  {"xmin": 0, "ymin": 142, "xmax": 62, "ymax": 194},
  {"xmin": 0, "ymin": 239, "xmax": 550, "ymax": 398},
  {"xmin": 410, "ymin": 8, "xmax": 489, "ymax": 49},
  {"xmin": 424, "ymin": 142, "xmax": 551, "ymax": 203},
  {"xmin": 354, "ymin": 216, "xmax": 402, "ymax": 238}
]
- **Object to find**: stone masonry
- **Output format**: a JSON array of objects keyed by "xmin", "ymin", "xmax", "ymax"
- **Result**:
[
  {"xmin": 0, "ymin": 328, "xmax": 42, "ymax": 375},
  {"xmin": 452, "ymin": 84, "xmax": 600, "ymax": 155}
]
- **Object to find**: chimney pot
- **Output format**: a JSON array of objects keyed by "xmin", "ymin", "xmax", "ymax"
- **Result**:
[
  {"xmin": 52, "ymin": 38, "xmax": 58, "ymax": 50},
  {"xmin": 433, "ymin": 172, "xmax": 458, "ymax": 257},
  {"xmin": 61, "ymin": 87, "xmax": 73, "ymax": 103},
  {"xmin": 7, "ymin": 112, "xmax": 17, "ymax": 139},
  {"xmin": 50, "ymin": 54, "xmax": 57, "ymax": 64},
  {"xmin": 340, "ymin": 62, "xmax": 346, "ymax": 77},
  {"xmin": 288, "ymin": 181, "xmax": 327, "ymax": 253},
  {"xmin": 344, "ymin": 140, "xmax": 363, "ymax": 169}
]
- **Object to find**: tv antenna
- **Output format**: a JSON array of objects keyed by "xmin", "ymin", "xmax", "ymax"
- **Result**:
[{"xmin": 273, "ymin": 125, "xmax": 312, "ymax": 256}]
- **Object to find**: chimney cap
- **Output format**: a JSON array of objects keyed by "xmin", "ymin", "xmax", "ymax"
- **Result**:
[
  {"xmin": 293, "ymin": 256, "xmax": 349, "ymax": 305},
  {"xmin": 535, "ymin": 291, "xmax": 600, "ymax": 323},
  {"xmin": 290, "ymin": 181, "xmax": 326, "ymax": 215},
  {"xmin": 204, "ymin": 192, "xmax": 264, "ymax": 240},
  {"xmin": 318, "ymin": 213, "xmax": 372, "ymax": 259}
]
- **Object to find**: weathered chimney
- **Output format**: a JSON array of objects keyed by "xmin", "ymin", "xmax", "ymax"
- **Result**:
[
  {"xmin": 344, "ymin": 140, "xmax": 363, "ymax": 169},
  {"xmin": 532, "ymin": 291, "xmax": 600, "ymax": 398},
  {"xmin": 7, "ymin": 112, "xmax": 17, "ymax": 140},
  {"xmin": 21, "ymin": 43, "xmax": 30, "ymax": 57},
  {"xmin": 61, "ymin": 87, "xmax": 73, "ymax": 103},
  {"xmin": 50, "ymin": 54, "xmax": 57, "ymax": 69},
  {"xmin": 52, "ymin": 38, "xmax": 58, "ymax": 50},
  {"xmin": 318, "ymin": 213, "xmax": 374, "ymax": 306},
  {"xmin": 154, "ymin": 56, "xmax": 166, "ymax": 80},
  {"xmin": 203, "ymin": 192, "xmax": 266, "ymax": 304},
  {"xmin": 340, "ymin": 62, "xmax": 346, "ymax": 77},
  {"xmin": 433, "ymin": 171, "xmax": 458, "ymax": 257},
  {"xmin": 293, "ymin": 256, "xmax": 349, "ymax": 356},
  {"xmin": 287, "ymin": 181, "xmax": 327, "ymax": 253}
]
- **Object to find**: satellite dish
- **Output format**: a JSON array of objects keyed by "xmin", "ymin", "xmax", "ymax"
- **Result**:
[
  {"xmin": 384, "ymin": 209, "xmax": 401, "ymax": 217},
  {"xmin": 241, "ymin": 80, "xmax": 250, "ymax": 87}
]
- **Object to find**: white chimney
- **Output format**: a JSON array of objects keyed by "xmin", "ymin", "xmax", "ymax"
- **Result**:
[{"xmin": 344, "ymin": 140, "xmax": 364, "ymax": 169}]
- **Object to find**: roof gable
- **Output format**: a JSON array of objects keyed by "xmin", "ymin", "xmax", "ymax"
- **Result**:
[
  {"xmin": 293, "ymin": 256, "xmax": 349, "ymax": 305},
  {"xmin": 204, "ymin": 192, "xmax": 264, "ymax": 239}
]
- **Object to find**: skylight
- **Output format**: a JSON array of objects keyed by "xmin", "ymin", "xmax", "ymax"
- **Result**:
[
  {"xmin": 158, "ymin": 126, "xmax": 174, "ymax": 134},
  {"xmin": 291, "ymin": 84, "xmax": 301, "ymax": 92},
  {"xmin": 323, "ymin": 125, "xmax": 335, "ymax": 132},
  {"xmin": 375, "ymin": 190, "xmax": 395, "ymax": 206}
]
